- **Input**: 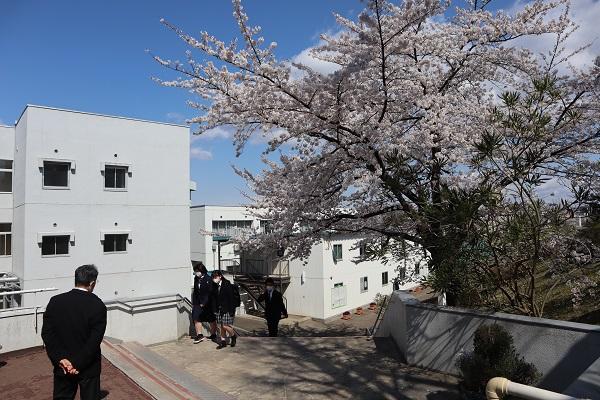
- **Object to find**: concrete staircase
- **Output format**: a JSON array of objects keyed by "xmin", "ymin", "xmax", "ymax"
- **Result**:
[{"xmin": 102, "ymin": 338, "xmax": 234, "ymax": 400}]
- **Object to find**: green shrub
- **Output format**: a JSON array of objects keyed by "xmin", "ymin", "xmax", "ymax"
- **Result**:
[{"xmin": 457, "ymin": 324, "xmax": 540, "ymax": 397}]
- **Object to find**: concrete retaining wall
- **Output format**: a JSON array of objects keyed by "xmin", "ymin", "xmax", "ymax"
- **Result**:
[
  {"xmin": 377, "ymin": 291, "xmax": 600, "ymax": 394},
  {"xmin": 0, "ymin": 294, "xmax": 192, "ymax": 353}
]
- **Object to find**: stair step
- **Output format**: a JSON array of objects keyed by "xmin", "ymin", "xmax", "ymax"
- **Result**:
[{"xmin": 102, "ymin": 340, "xmax": 234, "ymax": 400}]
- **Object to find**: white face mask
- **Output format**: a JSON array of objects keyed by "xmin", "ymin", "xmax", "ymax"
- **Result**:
[
  {"xmin": 266, "ymin": 286, "xmax": 274, "ymax": 292},
  {"xmin": 195, "ymin": 272, "xmax": 202, "ymax": 277},
  {"xmin": 213, "ymin": 278, "xmax": 220, "ymax": 284}
]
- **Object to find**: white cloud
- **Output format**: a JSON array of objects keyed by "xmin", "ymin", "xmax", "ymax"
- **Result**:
[
  {"xmin": 249, "ymin": 128, "xmax": 287, "ymax": 145},
  {"xmin": 289, "ymin": 29, "xmax": 343, "ymax": 79},
  {"xmin": 193, "ymin": 126, "xmax": 234, "ymax": 142},
  {"xmin": 190, "ymin": 146, "xmax": 213, "ymax": 160},
  {"xmin": 510, "ymin": 0, "xmax": 600, "ymax": 70},
  {"xmin": 166, "ymin": 112, "xmax": 187, "ymax": 124},
  {"xmin": 290, "ymin": 47, "xmax": 341, "ymax": 78}
]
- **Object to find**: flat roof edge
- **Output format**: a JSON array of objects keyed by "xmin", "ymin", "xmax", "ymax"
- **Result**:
[{"xmin": 16, "ymin": 104, "xmax": 190, "ymax": 129}]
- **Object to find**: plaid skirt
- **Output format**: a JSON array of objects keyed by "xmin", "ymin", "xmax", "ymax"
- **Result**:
[{"xmin": 216, "ymin": 311, "xmax": 234, "ymax": 325}]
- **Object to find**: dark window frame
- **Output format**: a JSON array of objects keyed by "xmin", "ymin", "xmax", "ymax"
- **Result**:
[
  {"xmin": 41, "ymin": 235, "xmax": 70, "ymax": 256},
  {"xmin": 42, "ymin": 161, "xmax": 71, "ymax": 189},
  {"xmin": 0, "ymin": 223, "xmax": 11, "ymax": 256},
  {"xmin": 103, "ymin": 234, "xmax": 129, "ymax": 253},
  {"xmin": 0, "ymin": 159, "xmax": 13, "ymax": 193},
  {"xmin": 104, "ymin": 165, "xmax": 128, "ymax": 190}
]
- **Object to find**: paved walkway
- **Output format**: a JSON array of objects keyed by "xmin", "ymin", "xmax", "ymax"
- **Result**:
[
  {"xmin": 150, "ymin": 336, "xmax": 462, "ymax": 400},
  {"xmin": 0, "ymin": 346, "xmax": 153, "ymax": 400},
  {"xmin": 234, "ymin": 309, "xmax": 378, "ymax": 337}
]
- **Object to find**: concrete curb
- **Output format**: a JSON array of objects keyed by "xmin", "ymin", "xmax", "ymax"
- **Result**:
[{"xmin": 102, "ymin": 340, "xmax": 235, "ymax": 400}]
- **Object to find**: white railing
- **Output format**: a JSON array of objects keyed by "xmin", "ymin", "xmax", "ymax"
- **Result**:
[
  {"xmin": 486, "ymin": 378, "xmax": 584, "ymax": 400},
  {"xmin": 0, "ymin": 287, "xmax": 57, "ymax": 309}
]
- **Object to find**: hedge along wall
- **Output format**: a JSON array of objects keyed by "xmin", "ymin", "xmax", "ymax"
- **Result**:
[{"xmin": 376, "ymin": 291, "xmax": 600, "ymax": 393}]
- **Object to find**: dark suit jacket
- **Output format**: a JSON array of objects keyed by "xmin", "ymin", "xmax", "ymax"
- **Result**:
[
  {"xmin": 258, "ymin": 289, "xmax": 287, "ymax": 321},
  {"xmin": 212, "ymin": 279, "xmax": 235, "ymax": 316},
  {"xmin": 41, "ymin": 289, "xmax": 107, "ymax": 378},
  {"xmin": 193, "ymin": 274, "xmax": 213, "ymax": 307}
]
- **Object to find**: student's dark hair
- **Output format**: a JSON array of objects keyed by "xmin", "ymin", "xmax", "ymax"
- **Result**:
[
  {"xmin": 193, "ymin": 262, "xmax": 207, "ymax": 274},
  {"xmin": 265, "ymin": 277, "xmax": 275, "ymax": 285},
  {"xmin": 212, "ymin": 270, "xmax": 224, "ymax": 278},
  {"xmin": 74, "ymin": 264, "xmax": 99, "ymax": 286}
]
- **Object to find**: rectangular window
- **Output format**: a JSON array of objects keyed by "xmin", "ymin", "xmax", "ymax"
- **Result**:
[
  {"xmin": 104, "ymin": 165, "xmax": 128, "ymax": 189},
  {"xmin": 0, "ymin": 160, "xmax": 12, "ymax": 193},
  {"xmin": 382, "ymin": 271, "xmax": 389, "ymax": 286},
  {"xmin": 212, "ymin": 220, "xmax": 253, "ymax": 236},
  {"xmin": 359, "ymin": 242, "xmax": 367, "ymax": 257},
  {"xmin": 332, "ymin": 244, "xmax": 343, "ymax": 262},
  {"xmin": 0, "ymin": 223, "xmax": 11, "ymax": 256},
  {"xmin": 360, "ymin": 276, "xmax": 368, "ymax": 293},
  {"xmin": 103, "ymin": 234, "xmax": 128, "ymax": 253},
  {"xmin": 41, "ymin": 235, "xmax": 70, "ymax": 256},
  {"xmin": 43, "ymin": 161, "xmax": 70, "ymax": 188}
]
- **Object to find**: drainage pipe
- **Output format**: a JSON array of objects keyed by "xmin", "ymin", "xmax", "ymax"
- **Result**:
[{"xmin": 486, "ymin": 378, "xmax": 582, "ymax": 400}]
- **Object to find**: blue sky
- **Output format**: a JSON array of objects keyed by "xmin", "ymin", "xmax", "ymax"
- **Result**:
[{"xmin": 1, "ymin": 0, "xmax": 597, "ymax": 205}]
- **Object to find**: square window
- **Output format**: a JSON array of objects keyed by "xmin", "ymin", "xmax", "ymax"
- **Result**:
[
  {"xmin": 104, "ymin": 166, "xmax": 128, "ymax": 189},
  {"xmin": 41, "ymin": 235, "xmax": 70, "ymax": 256},
  {"xmin": 0, "ymin": 223, "xmax": 11, "ymax": 256},
  {"xmin": 382, "ymin": 271, "xmax": 389, "ymax": 286},
  {"xmin": 333, "ymin": 244, "xmax": 343, "ymax": 262},
  {"xmin": 104, "ymin": 234, "xmax": 128, "ymax": 253},
  {"xmin": 360, "ymin": 276, "xmax": 368, "ymax": 293},
  {"xmin": 43, "ymin": 161, "xmax": 70, "ymax": 188}
]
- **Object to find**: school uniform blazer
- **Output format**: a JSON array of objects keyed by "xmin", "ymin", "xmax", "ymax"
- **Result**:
[
  {"xmin": 212, "ymin": 279, "xmax": 236, "ymax": 316},
  {"xmin": 193, "ymin": 274, "xmax": 213, "ymax": 307},
  {"xmin": 41, "ymin": 289, "xmax": 107, "ymax": 378},
  {"xmin": 258, "ymin": 289, "xmax": 288, "ymax": 321}
]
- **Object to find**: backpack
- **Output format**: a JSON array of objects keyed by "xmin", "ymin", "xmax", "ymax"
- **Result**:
[{"xmin": 232, "ymin": 283, "xmax": 241, "ymax": 308}]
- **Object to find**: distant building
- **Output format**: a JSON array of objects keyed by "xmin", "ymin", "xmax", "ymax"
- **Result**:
[
  {"xmin": 0, "ymin": 105, "xmax": 193, "ymax": 307},
  {"xmin": 190, "ymin": 205, "xmax": 427, "ymax": 320}
]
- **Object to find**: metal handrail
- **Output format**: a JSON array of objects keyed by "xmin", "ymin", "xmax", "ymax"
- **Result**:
[
  {"xmin": 368, "ymin": 295, "xmax": 388, "ymax": 337},
  {"xmin": 486, "ymin": 377, "xmax": 581, "ymax": 400},
  {"xmin": 0, "ymin": 287, "xmax": 57, "ymax": 297}
]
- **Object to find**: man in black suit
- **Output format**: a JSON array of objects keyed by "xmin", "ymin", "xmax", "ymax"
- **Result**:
[
  {"xmin": 258, "ymin": 277, "xmax": 288, "ymax": 337},
  {"xmin": 42, "ymin": 264, "xmax": 107, "ymax": 400}
]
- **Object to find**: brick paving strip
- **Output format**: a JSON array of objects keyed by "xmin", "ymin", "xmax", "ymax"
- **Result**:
[{"xmin": 0, "ymin": 346, "xmax": 154, "ymax": 400}]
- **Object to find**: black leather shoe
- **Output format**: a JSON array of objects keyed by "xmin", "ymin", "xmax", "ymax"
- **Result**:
[{"xmin": 216, "ymin": 341, "xmax": 227, "ymax": 349}]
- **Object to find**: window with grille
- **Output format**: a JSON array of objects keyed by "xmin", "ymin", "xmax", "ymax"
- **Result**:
[
  {"xmin": 0, "ymin": 223, "xmax": 11, "ymax": 256},
  {"xmin": 382, "ymin": 271, "xmax": 389, "ymax": 286},
  {"xmin": 0, "ymin": 160, "xmax": 13, "ymax": 193}
]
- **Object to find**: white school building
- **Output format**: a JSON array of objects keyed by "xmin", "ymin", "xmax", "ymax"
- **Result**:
[
  {"xmin": 0, "ymin": 105, "xmax": 192, "ymax": 308},
  {"xmin": 190, "ymin": 205, "xmax": 427, "ymax": 320}
]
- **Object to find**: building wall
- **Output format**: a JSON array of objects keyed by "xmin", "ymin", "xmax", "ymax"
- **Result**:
[
  {"xmin": 190, "ymin": 205, "xmax": 256, "ymax": 270},
  {"xmin": 190, "ymin": 206, "xmax": 426, "ymax": 320},
  {"xmin": 377, "ymin": 291, "xmax": 600, "ymax": 394},
  {"xmin": 286, "ymin": 241, "xmax": 326, "ymax": 319},
  {"xmin": 0, "ymin": 125, "xmax": 14, "ymax": 273},
  {"xmin": 13, "ymin": 106, "xmax": 191, "ymax": 306}
]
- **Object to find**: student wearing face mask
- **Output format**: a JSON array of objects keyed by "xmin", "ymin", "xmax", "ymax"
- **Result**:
[
  {"xmin": 258, "ymin": 277, "xmax": 288, "ymax": 337},
  {"xmin": 211, "ymin": 270, "xmax": 238, "ymax": 349},
  {"xmin": 191, "ymin": 262, "xmax": 217, "ymax": 344}
]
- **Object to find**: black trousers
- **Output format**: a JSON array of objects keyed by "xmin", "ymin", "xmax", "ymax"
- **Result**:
[
  {"xmin": 53, "ymin": 374, "xmax": 100, "ymax": 400},
  {"xmin": 267, "ymin": 318, "xmax": 280, "ymax": 337}
]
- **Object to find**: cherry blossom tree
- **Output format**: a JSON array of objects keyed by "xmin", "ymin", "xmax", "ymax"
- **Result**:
[{"xmin": 154, "ymin": 0, "xmax": 600, "ymax": 304}]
